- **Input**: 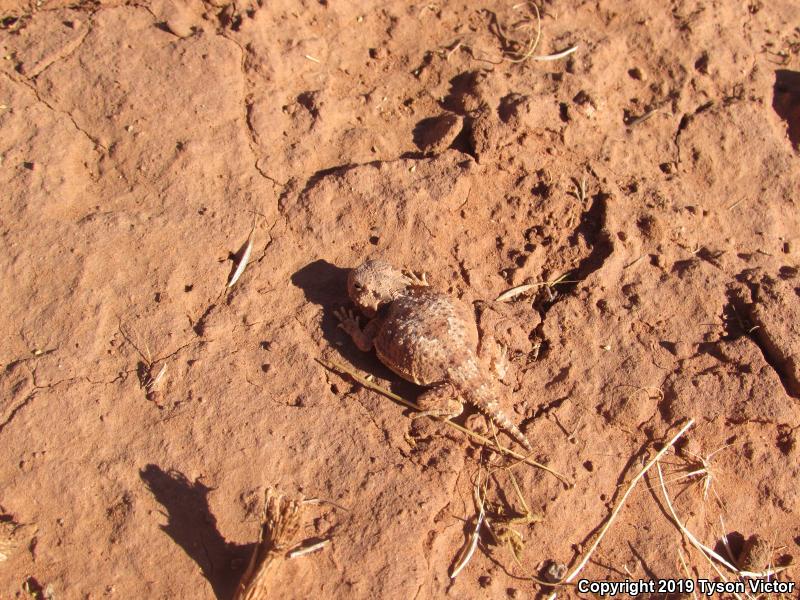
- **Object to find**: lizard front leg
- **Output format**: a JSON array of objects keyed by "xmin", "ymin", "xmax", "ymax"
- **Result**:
[{"xmin": 334, "ymin": 307, "xmax": 379, "ymax": 352}]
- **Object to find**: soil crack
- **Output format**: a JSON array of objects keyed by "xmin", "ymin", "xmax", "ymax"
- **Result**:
[
  {"xmin": 215, "ymin": 30, "xmax": 286, "ymax": 192},
  {"xmin": 27, "ymin": 13, "xmax": 95, "ymax": 78},
  {"xmin": 0, "ymin": 392, "xmax": 35, "ymax": 435},
  {"xmin": 725, "ymin": 285, "xmax": 800, "ymax": 399},
  {"xmin": 1, "ymin": 70, "xmax": 107, "ymax": 155}
]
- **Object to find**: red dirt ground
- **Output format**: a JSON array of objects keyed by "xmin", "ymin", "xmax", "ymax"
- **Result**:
[{"xmin": 1, "ymin": 0, "xmax": 799, "ymax": 598}]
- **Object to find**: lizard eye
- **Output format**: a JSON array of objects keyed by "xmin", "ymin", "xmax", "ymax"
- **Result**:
[{"xmin": 353, "ymin": 283, "xmax": 364, "ymax": 291}]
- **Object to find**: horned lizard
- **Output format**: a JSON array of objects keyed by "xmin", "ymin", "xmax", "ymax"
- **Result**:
[{"xmin": 334, "ymin": 258, "xmax": 532, "ymax": 451}]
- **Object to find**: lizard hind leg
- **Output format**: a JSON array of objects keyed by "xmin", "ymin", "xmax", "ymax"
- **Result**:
[
  {"xmin": 479, "ymin": 335, "xmax": 511, "ymax": 383},
  {"xmin": 413, "ymin": 383, "xmax": 464, "ymax": 420}
]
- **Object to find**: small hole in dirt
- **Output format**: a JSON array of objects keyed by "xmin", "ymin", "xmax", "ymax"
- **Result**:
[
  {"xmin": 531, "ymin": 180, "xmax": 551, "ymax": 198},
  {"xmin": 558, "ymin": 102, "xmax": 570, "ymax": 122},
  {"xmin": 260, "ymin": 341, "xmax": 271, "ymax": 350},
  {"xmin": 694, "ymin": 52, "xmax": 709, "ymax": 74},
  {"xmin": 184, "ymin": 284, "xmax": 193, "ymax": 292},
  {"xmin": 600, "ymin": 493, "xmax": 607, "ymax": 502},
  {"xmin": 718, "ymin": 532, "xmax": 746, "ymax": 560},
  {"xmin": 725, "ymin": 435, "xmax": 737, "ymax": 445},
  {"xmin": 774, "ymin": 69, "xmax": 800, "ymax": 149},
  {"xmin": 583, "ymin": 460, "xmax": 594, "ymax": 472},
  {"xmin": 777, "ymin": 429, "xmax": 794, "ymax": 455},
  {"xmin": 369, "ymin": 235, "xmax": 380, "ymax": 245},
  {"xmin": 627, "ymin": 67, "xmax": 644, "ymax": 80},
  {"xmin": 330, "ymin": 383, "xmax": 339, "ymax": 394},
  {"xmin": 743, "ymin": 442, "xmax": 754, "ymax": 460},
  {"xmin": 261, "ymin": 364, "xmax": 270, "ymax": 373}
]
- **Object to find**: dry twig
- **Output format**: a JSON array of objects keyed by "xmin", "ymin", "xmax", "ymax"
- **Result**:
[
  {"xmin": 496, "ymin": 273, "xmax": 577, "ymax": 302},
  {"xmin": 450, "ymin": 483, "xmax": 486, "ymax": 578},
  {"xmin": 228, "ymin": 225, "xmax": 255, "ymax": 288},
  {"xmin": 544, "ymin": 418, "xmax": 695, "ymax": 599},
  {"xmin": 318, "ymin": 358, "xmax": 573, "ymax": 486},
  {"xmin": 656, "ymin": 462, "xmax": 789, "ymax": 580}
]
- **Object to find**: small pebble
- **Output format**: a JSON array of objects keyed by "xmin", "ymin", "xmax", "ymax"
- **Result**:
[{"xmin": 165, "ymin": 9, "xmax": 194, "ymax": 38}]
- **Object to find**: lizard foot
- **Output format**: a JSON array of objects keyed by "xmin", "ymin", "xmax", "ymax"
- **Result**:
[
  {"xmin": 403, "ymin": 269, "xmax": 430, "ymax": 287},
  {"xmin": 491, "ymin": 343, "xmax": 510, "ymax": 380},
  {"xmin": 334, "ymin": 307, "xmax": 361, "ymax": 336},
  {"xmin": 413, "ymin": 384, "xmax": 464, "ymax": 419}
]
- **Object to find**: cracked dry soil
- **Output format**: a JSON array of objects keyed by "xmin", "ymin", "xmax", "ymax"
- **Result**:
[{"xmin": 1, "ymin": 0, "xmax": 800, "ymax": 598}]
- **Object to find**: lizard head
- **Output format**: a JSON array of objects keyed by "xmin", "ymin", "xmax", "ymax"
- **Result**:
[{"xmin": 347, "ymin": 259, "xmax": 407, "ymax": 317}]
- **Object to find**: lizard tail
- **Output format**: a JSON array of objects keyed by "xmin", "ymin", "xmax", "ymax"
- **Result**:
[
  {"xmin": 451, "ymin": 367, "xmax": 532, "ymax": 452},
  {"xmin": 472, "ymin": 397, "xmax": 533, "ymax": 452}
]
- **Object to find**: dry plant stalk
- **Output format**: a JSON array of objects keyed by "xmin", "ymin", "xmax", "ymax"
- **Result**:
[
  {"xmin": 118, "ymin": 322, "xmax": 168, "ymax": 401},
  {"xmin": 233, "ymin": 488, "xmax": 303, "ymax": 600},
  {"xmin": 318, "ymin": 358, "xmax": 573, "ymax": 486},
  {"xmin": 475, "ymin": 424, "xmax": 544, "ymax": 564},
  {"xmin": 545, "ymin": 418, "xmax": 695, "ymax": 599},
  {"xmin": 488, "ymin": 1, "xmax": 542, "ymax": 63},
  {"xmin": 451, "ymin": 424, "xmax": 543, "ymax": 579},
  {"xmin": 1, "ymin": 518, "xmax": 36, "ymax": 564},
  {"xmin": 228, "ymin": 225, "xmax": 255, "ymax": 288},
  {"xmin": 656, "ymin": 462, "xmax": 790, "ymax": 580},
  {"xmin": 450, "ymin": 483, "xmax": 485, "ymax": 579},
  {"xmin": 495, "ymin": 272, "xmax": 576, "ymax": 302},
  {"xmin": 439, "ymin": 2, "xmax": 577, "ymax": 65},
  {"xmin": 0, "ymin": 520, "xmax": 19, "ymax": 562}
]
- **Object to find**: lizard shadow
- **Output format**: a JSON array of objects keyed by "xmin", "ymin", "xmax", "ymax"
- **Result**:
[
  {"xmin": 290, "ymin": 259, "xmax": 422, "ymax": 401},
  {"xmin": 140, "ymin": 464, "xmax": 252, "ymax": 599}
]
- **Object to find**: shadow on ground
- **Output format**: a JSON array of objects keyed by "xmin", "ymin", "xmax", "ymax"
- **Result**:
[
  {"xmin": 291, "ymin": 258, "xmax": 423, "ymax": 403},
  {"xmin": 140, "ymin": 464, "xmax": 253, "ymax": 600},
  {"xmin": 774, "ymin": 69, "xmax": 800, "ymax": 149}
]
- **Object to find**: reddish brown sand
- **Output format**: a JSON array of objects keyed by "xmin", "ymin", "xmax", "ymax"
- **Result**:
[{"xmin": 1, "ymin": 0, "xmax": 799, "ymax": 598}]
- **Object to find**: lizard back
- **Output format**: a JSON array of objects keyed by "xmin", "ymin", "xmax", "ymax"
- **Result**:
[{"xmin": 373, "ymin": 287, "xmax": 479, "ymax": 386}]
